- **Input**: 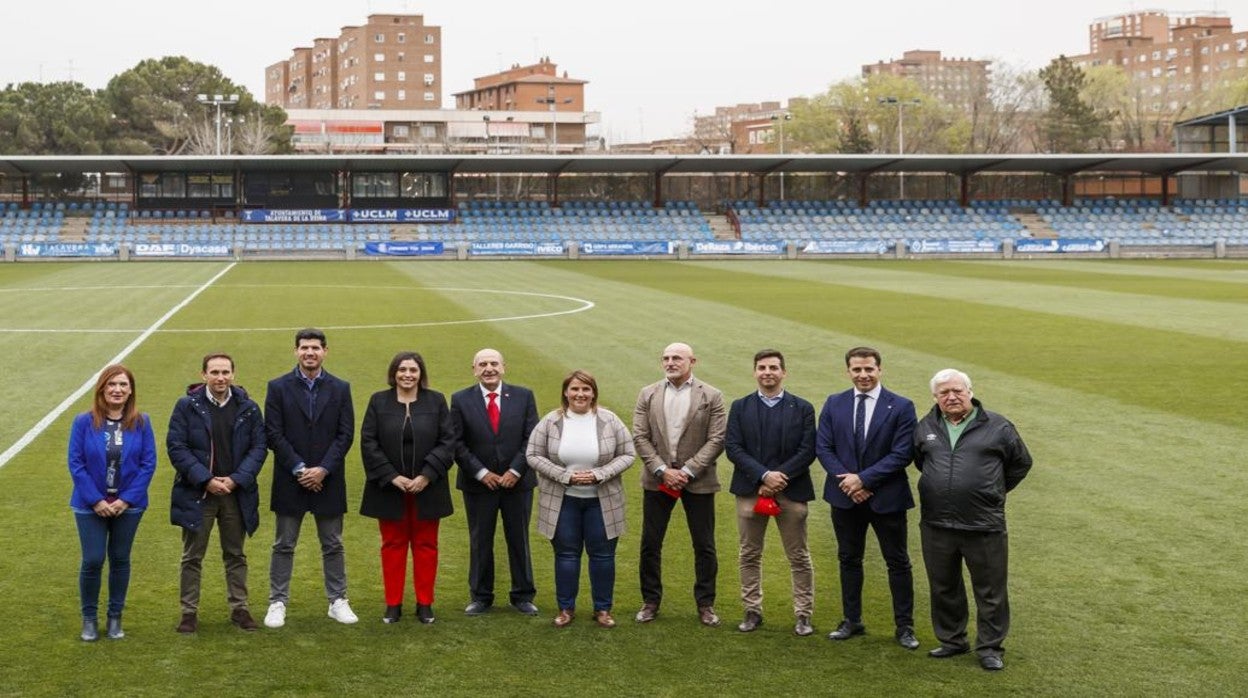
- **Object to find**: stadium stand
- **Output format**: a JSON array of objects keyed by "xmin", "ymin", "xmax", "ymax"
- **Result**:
[
  {"xmin": 9, "ymin": 197, "xmax": 1248, "ymax": 253},
  {"xmin": 447, "ymin": 200, "xmax": 715, "ymax": 244},
  {"xmin": 730, "ymin": 199, "xmax": 1029, "ymax": 245},
  {"xmin": 1039, "ymin": 197, "xmax": 1248, "ymax": 246}
]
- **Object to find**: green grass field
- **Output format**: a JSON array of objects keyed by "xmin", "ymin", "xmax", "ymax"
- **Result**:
[{"xmin": 1, "ymin": 259, "xmax": 1245, "ymax": 696}]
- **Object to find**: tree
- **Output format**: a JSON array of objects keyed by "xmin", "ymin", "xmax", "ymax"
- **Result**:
[
  {"xmin": 1039, "ymin": 56, "xmax": 1112, "ymax": 153},
  {"xmin": 788, "ymin": 90, "xmax": 857, "ymax": 153},
  {"xmin": 0, "ymin": 81, "xmax": 115, "ymax": 154},
  {"xmin": 104, "ymin": 56, "xmax": 290, "ymax": 155},
  {"xmin": 968, "ymin": 61, "xmax": 1045, "ymax": 154},
  {"xmin": 786, "ymin": 75, "xmax": 967, "ymax": 155}
]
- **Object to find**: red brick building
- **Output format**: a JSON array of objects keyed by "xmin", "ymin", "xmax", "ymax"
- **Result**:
[
  {"xmin": 1069, "ymin": 10, "xmax": 1247, "ymax": 115},
  {"xmin": 265, "ymin": 14, "xmax": 443, "ymax": 111},
  {"xmin": 862, "ymin": 50, "xmax": 990, "ymax": 113}
]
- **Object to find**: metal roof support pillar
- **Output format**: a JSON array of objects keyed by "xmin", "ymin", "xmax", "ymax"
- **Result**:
[
  {"xmin": 960, "ymin": 173, "xmax": 970, "ymax": 208},
  {"xmin": 654, "ymin": 172, "xmax": 662, "ymax": 208},
  {"xmin": 1229, "ymin": 114, "xmax": 1237, "ymax": 154},
  {"xmin": 1161, "ymin": 172, "xmax": 1171, "ymax": 207},
  {"xmin": 1061, "ymin": 175, "xmax": 1072, "ymax": 207},
  {"xmin": 21, "ymin": 175, "xmax": 29, "ymax": 208},
  {"xmin": 858, "ymin": 174, "xmax": 869, "ymax": 208}
]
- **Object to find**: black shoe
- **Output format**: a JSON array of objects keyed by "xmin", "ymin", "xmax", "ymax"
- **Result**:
[
  {"xmin": 826, "ymin": 619, "xmax": 865, "ymax": 640},
  {"xmin": 230, "ymin": 608, "xmax": 258, "ymax": 631},
  {"xmin": 980, "ymin": 655, "xmax": 1004, "ymax": 671},
  {"xmin": 896, "ymin": 626, "xmax": 920, "ymax": 650},
  {"xmin": 737, "ymin": 610, "xmax": 763, "ymax": 633},
  {"xmin": 176, "ymin": 613, "xmax": 198, "ymax": 634},
  {"xmin": 511, "ymin": 601, "xmax": 539, "ymax": 616},
  {"xmin": 416, "ymin": 604, "xmax": 435, "ymax": 624},
  {"xmin": 464, "ymin": 601, "xmax": 491, "ymax": 616},
  {"xmin": 794, "ymin": 615, "xmax": 814, "ymax": 637},
  {"xmin": 929, "ymin": 645, "xmax": 971, "ymax": 659},
  {"xmin": 106, "ymin": 616, "xmax": 124, "ymax": 640},
  {"xmin": 382, "ymin": 605, "xmax": 402, "ymax": 624},
  {"xmin": 81, "ymin": 619, "xmax": 99, "ymax": 642}
]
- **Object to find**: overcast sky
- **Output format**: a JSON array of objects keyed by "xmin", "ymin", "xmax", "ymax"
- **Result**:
[{"xmin": 3, "ymin": 0, "xmax": 1246, "ymax": 143}]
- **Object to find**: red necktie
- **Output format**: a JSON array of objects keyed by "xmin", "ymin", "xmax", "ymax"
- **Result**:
[{"xmin": 487, "ymin": 392, "xmax": 500, "ymax": 434}]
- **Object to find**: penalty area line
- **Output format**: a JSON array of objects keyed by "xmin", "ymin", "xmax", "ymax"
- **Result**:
[{"xmin": 0, "ymin": 262, "xmax": 237, "ymax": 470}]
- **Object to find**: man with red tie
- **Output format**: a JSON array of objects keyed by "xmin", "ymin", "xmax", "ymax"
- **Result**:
[
  {"xmin": 450, "ymin": 348, "xmax": 540, "ymax": 616},
  {"xmin": 816, "ymin": 347, "xmax": 919, "ymax": 650}
]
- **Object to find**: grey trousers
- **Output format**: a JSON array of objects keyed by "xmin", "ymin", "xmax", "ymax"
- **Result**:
[
  {"xmin": 920, "ymin": 523, "xmax": 1010, "ymax": 658},
  {"xmin": 180, "ymin": 493, "xmax": 248, "ymax": 613},
  {"xmin": 269, "ymin": 512, "xmax": 348, "ymax": 604}
]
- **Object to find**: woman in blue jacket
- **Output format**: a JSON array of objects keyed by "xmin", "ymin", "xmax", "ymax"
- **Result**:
[{"xmin": 68, "ymin": 364, "xmax": 157, "ymax": 641}]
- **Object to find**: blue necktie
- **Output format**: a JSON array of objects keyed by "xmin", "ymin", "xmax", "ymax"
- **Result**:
[{"xmin": 854, "ymin": 393, "xmax": 868, "ymax": 460}]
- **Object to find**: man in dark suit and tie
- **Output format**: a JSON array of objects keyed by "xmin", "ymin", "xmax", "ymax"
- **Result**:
[
  {"xmin": 816, "ymin": 347, "xmax": 919, "ymax": 649},
  {"xmin": 725, "ymin": 349, "xmax": 817, "ymax": 636},
  {"xmin": 262, "ymin": 328, "xmax": 357, "ymax": 628},
  {"xmin": 451, "ymin": 348, "xmax": 540, "ymax": 616}
]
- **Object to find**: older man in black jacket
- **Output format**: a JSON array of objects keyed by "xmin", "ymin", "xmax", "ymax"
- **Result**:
[{"xmin": 914, "ymin": 368, "xmax": 1031, "ymax": 672}]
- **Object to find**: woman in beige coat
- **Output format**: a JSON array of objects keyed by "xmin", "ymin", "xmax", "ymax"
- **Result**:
[{"xmin": 526, "ymin": 370, "xmax": 635, "ymax": 629}]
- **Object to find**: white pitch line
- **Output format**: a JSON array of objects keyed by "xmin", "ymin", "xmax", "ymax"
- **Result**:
[
  {"xmin": 0, "ymin": 263, "xmax": 237, "ymax": 470},
  {"xmin": 0, "ymin": 288, "xmax": 596, "ymax": 334}
]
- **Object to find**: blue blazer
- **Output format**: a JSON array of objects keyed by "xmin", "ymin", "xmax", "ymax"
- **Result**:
[
  {"xmin": 265, "ymin": 368, "xmax": 355, "ymax": 516},
  {"xmin": 725, "ymin": 392, "xmax": 816, "ymax": 502},
  {"xmin": 67, "ymin": 412, "xmax": 158, "ymax": 511},
  {"xmin": 451, "ymin": 383, "xmax": 540, "ymax": 494},
  {"xmin": 816, "ymin": 387, "xmax": 917, "ymax": 513}
]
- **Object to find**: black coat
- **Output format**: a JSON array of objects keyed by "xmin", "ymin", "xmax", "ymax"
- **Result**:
[
  {"xmin": 913, "ymin": 399, "xmax": 1032, "ymax": 532},
  {"xmin": 265, "ymin": 368, "xmax": 355, "ymax": 516},
  {"xmin": 359, "ymin": 388, "xmax": 456, "ymax": 520},
  {"xmin": 168, "ymin": 384, "xmax": 267, "ymax": 534},
  {"xmin": 725, "ymin": 392, "xmax": 817, "ymax": 502},
  {"xmin": 450, "ymin": 383, "xmax": 539, "ymax": 493}
]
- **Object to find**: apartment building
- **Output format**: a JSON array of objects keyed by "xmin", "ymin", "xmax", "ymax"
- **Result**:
[
  {"xmin": 862, "ymin": 50, "xmax": 990, "ymax": 113},
  {"xmin": 1069, "ymin": 10, "xmax": 1248, "ymax": 113},
  {"xmin": 265, "ymin": 14, "xmax": 442, "ymax": 111}
]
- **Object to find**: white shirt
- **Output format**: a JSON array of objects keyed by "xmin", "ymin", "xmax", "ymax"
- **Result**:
[{"xmin": 558, "ymin": 411, "xmax": 599, "ymax": 499}]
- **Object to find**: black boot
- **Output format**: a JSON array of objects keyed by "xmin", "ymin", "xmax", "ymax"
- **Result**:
[{"xmin": 106, "ymin": 615, "xmax": 124, "ymax": 639}]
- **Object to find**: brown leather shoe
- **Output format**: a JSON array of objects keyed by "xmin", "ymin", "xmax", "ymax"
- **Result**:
[
  {"xmin": 552, "ymin": 609, "xmax": 575, "ymax": 628},
  {"xmin": 176, "ymin": 613, "xmax": 198, "ymax": 634},
  {"xmin": 230, "ymin": 608, "xmax": 258, "ymax": 631},
  {"xmin": 634, "ymin": 602, "xmax": 659, "ymax": 623},
  {"xmin": 594, "ymin": 610, "xmax": 616, "ymax": 628},
  {"xmin": 698, "ymin": 605, "xmax": 721, "ymax": 627}
]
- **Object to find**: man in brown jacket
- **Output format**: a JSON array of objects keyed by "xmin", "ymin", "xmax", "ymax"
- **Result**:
[{"xmin": 632, "ymin": 342, "xmax": 727, "ymax": 626}]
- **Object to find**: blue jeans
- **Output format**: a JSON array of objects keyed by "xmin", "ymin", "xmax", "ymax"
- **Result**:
[
  {"xmin": 75, "ymin": 510, "xmax": 143, "ymax": 620},
  {"xmin": 551, "ymin": 496, "xmax": 617, "ymax": 612}
]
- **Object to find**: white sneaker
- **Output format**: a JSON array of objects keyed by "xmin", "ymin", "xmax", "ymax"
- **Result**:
[
  {"xmin": 264, "ymin": 601, "xmax": 286, "ymax": 628},
  {"xmin": 328, "ymin": 598, "xmax": 358, "ymax": 624}
]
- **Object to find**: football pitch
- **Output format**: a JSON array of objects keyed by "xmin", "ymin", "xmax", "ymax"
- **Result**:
[{"xmin": 0, "ymin": 258, "xmax": 1244, "ymax": 696}]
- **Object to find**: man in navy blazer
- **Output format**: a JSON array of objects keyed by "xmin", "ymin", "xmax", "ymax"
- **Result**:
[
  {"xmin": 816, "ymin": 346, "xmax": 919, "ymax": 649},
  {"xmin": 725, "ymin": 349, "xmax": 816, "ymax": 637},
  {"xmin": 263, "ymin": 328, "xmax": 357, "ymax": 628},
  {"xmin": 450, "ymin": 348, "xmax": 540, "ymax": 616}
]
